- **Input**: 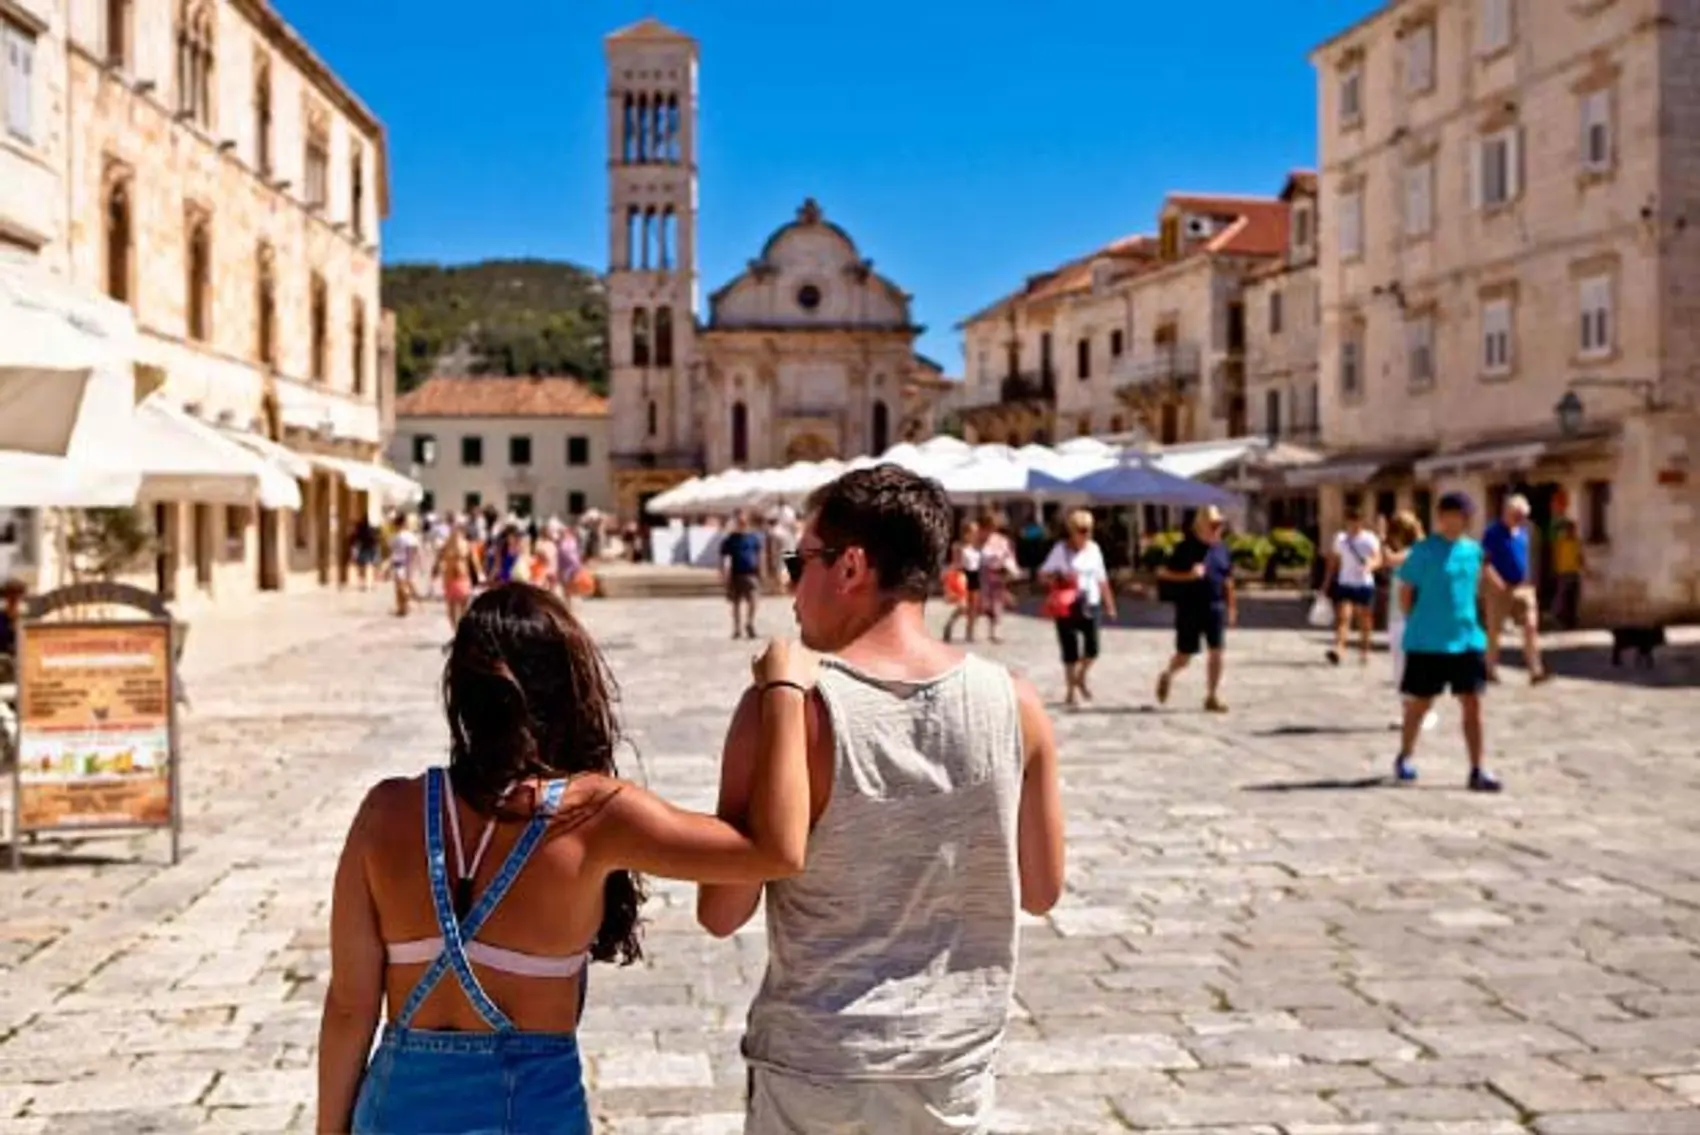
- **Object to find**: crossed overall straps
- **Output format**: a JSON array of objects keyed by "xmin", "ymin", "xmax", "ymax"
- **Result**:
[{"xmin": 394, "ymin": 767, "xmax": 567, "ymax": 1032}]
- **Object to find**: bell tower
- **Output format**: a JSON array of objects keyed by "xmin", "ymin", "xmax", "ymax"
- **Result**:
[{"xmin": 604, "ymin": 18, "xmax": 701, "ymax": 521}]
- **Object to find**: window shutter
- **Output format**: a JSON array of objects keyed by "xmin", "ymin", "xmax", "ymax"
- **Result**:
[
  {"xmin": 1469, "ymin": 140, "xmax": 1483, "ymax": 210},
  {"xmin": 1508, "ymin": 128, "xmax": 1524, "ymax": 200}
]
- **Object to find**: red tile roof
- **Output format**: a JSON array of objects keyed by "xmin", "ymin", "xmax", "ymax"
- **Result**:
[
  {"xmin": 1166, "ymin": 194, "xmax": 1290, "ymax": 258},
  {"xmin": 395, "ymin": 376, "xmax": 608, "ymax": 419}
]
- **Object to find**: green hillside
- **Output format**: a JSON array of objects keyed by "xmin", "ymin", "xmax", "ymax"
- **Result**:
[{"xmin": 383, "ymin": 259, "xmax": 608, "ymax": 393}]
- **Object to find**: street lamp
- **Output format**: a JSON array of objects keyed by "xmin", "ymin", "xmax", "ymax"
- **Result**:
[{"xmin": 1556, "ymin": 378, "xmax": 1664, "ymax": 437}]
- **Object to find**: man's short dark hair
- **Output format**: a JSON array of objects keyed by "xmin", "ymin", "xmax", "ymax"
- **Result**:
[{"xmin": 806, "ymin": 464, "xmax": 952, "ymax": 600}]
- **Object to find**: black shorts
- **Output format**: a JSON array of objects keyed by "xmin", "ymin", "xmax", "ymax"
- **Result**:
[
  {"xmin": 1055, "ymin": 609, "xmax": 1099, "ymax": 665},
  {"xmin": 1400, "ymin": 651, "xmax": 1488, "ymax": 698},
  {"xmin": 964, "ymin": 569, "xmax": 982, "ymax": 593},
  {"xmin": 1175, "ymin": 604, "xmax": 1226, "ymax": 656}
]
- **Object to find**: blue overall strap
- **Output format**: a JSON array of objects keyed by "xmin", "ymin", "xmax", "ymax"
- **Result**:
[
  {"xmin": 394, "ymin": 773, "xmax": 569, "ymax": 1031},
  {"xmin": 394, "ymin": 768, "xmax": 463, "ymax": 1027},
  {"xmin": 456, "ymin": 778, "xmax": 567, "ymax": 942}
]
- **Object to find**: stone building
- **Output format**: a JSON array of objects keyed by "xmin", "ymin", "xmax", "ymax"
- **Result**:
[
  {"xmin": 390, "ymin": 376, "xmax": 611, "ymax": 522},
  {"xmin": 1305, "ymin": 0, "xmax": 1700, "ymax": 624},
  {"xmin": 49, "ymin": 0, "xmax": 393, "ymax": 606},
  {"xmin": 956, "ymin": 189, "xmax": 1292, "ymax": 448},
  {"xmin": 602, "ymin": 19, "xmax": 944, "ymax": 521},
  {"xmin": 1243, "ymin": 172, "xmax": 1324, "ymax": 530},
  {"xmin": 1, "ymin": 0, "xmax": 67, "ymax": 270}
]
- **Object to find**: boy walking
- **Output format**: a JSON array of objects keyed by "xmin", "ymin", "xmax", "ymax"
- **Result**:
[{"xmin": 1392, "ymin": 492, "xmax": 1503, "ymax": 792}]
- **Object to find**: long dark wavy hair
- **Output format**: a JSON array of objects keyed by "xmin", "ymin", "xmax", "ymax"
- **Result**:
[{"xmin": 442, "ymin": 582, "xmax": 644, "ymax": 965}]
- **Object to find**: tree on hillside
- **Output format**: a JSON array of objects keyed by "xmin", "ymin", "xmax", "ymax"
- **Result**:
[{"xmin": 383, "ymin": 259, "xmax": 609, "ymax": 392}]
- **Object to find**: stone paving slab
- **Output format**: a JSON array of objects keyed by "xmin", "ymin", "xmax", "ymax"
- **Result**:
[{"xmin": 0, "ymin": 591, "xmax": 1697, "ymax": 1132}]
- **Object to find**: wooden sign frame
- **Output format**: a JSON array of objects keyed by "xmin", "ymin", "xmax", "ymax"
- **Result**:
[{"xmin": 8, "ymin": 582, "xmax": 182, "ymax": 870}]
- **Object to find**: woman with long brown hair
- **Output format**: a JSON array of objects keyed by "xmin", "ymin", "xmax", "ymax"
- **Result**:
[{"xmin": 317, "ymin": 583, "xmax": 815, "ymax": 1134}]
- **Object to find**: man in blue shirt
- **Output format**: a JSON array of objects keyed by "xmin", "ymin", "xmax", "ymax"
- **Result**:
[
  {"xmin": 1480, "ymin": 494, "xmax": 1547, "ymax": 684},
  {"xmin": 1392, "ymin": 492, "xmax": 1503, "ymax": 792},
  {"xmin": 720, "ymin": 509, "xmax": 765, "ymax": 639}
]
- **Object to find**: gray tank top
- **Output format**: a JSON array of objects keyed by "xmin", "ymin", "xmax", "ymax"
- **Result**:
[{"xmin": 742, "ymin": 653, "xmax": 1026, "ymax": 1081}]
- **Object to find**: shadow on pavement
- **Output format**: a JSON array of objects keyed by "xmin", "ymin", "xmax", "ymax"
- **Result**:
[
  {"xmin": 1502, "ymin": 637, "xmax": 1700, "ymax": 690},
  {"xmin": 5, "ymin": 846, "xmax": 137, "ymax": 869},
  {"xmin": 1254, "ymin": 723, "xmax": 1399, "ymax": 737},
  {"xmin": 1242, "ymin": 776, "xmax": 1389, "ymax": 792}
]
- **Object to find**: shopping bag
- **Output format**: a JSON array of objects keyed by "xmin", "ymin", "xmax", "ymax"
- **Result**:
[{"xmin": 1306, "ymin": 593, "xmax": 1335, "ymax": 628}]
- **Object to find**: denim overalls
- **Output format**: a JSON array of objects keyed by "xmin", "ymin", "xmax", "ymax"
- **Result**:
[{"xmin": 352, "ymin": 769, "xmax": 593, "ymax": 1134}]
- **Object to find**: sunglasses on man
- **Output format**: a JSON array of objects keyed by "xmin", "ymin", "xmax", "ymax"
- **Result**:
[{"xmin": 781, "ymin": 547, "xmax": 842, "ymax": 585}]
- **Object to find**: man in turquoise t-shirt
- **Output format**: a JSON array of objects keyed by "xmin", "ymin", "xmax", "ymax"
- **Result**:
[{"xmin": 1392, "ymin": 492, "xmax": 1503, "ymax": 792}]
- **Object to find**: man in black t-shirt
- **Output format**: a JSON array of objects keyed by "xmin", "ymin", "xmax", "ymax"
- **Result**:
[{"xmin": 1153, "ymin": 506, "xmax": 1237, "ymax": 712}]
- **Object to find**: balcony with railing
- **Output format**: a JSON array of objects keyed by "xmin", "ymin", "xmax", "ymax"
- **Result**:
[
  {"xmin": 612, "ymin": 447, "xmax": 705, "ymax": 471},
  {"xmin": 1111, "ymin": 343, "xmax": 1204, "ymax": 391},
  {"xmin": 999, "ymin": 370, "xmax": 1057, "ymax": 404}
]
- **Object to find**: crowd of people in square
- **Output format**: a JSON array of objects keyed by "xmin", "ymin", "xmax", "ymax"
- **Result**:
[{"xmin": 313, "ymin": 460, "xmax": 1585, "ymax": 1132}]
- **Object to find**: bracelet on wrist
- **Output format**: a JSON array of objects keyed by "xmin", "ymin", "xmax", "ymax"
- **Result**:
[{"xmin": 760, "ymin": 679, "xmax": 809, "ymax": 696}]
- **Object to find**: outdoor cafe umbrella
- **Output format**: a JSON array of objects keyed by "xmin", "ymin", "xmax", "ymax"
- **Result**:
[
  {"xmin": 1026, "ymin": 457, "xmax": 1242, "ymax": 508},
  {"xmin": 0, "ymin": 261, "xmax": 149, "ymax": 458}
]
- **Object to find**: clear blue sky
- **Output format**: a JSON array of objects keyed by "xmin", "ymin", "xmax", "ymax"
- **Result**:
[{"xmin": 278, "ymin": 0, "xmax": 1383, "ymax": 369}]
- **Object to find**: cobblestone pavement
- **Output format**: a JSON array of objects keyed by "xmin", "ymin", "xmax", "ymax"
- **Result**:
[{"xmin": 2, "ymin": 591, "xmax": 1698, "ymax": 1134}]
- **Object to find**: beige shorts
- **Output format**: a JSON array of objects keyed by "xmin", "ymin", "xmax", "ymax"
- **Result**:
[
  {"xmin": 1487, "ymin": 584, "xmax": 1537, "ymax": 627},
  {"xmin": 745, "ymin": 1066, "xmax": 994, "ymax": 1135}
]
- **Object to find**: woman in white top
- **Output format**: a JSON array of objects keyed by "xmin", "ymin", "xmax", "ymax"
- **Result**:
[
  {"xmin": 941, "ymin": 520, "xmax": 983, "ymax": 643},
  {"xmin": 1040, "ymin": 510, "xmax": 1118, "ymax": 708},
  {"xmin": 1321, "ymin": 510, "xmax": 1383, "ymax": 665}
]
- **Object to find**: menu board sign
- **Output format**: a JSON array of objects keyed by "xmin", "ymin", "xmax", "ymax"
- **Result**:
[{"xmin": 14, "ymin": 620, "xmax": 175, "ymax": 832}]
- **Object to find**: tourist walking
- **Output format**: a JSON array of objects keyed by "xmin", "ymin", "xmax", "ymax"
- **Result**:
[
  {"xmin": 1482, "ymin": 494, "xmax": 1549, "ymax": 683},
  {"xmin": 556, "ymin": 521, "xmax": 585, "ymax": 607},
  {"xmin": 317, "ymin": 583, "xmax": 819, "ymax": 1134},
  {"xmin": 1549, "ymin": 517, "xmax": 1586, "ymax": 630},
  {"xmin": 941, "ymin": 519, "xmax": 983, "ymax": 644},
  {"xmin": 390, "ymin": 516, "xmax": 420, "ymax": 618},
  {"xmin": 1321, "ymin": 509, "xmax": 1383, "ymax": 665},
  {"xmin": 978, "ymin": 512, "xmax": 1013, "ymax": 644},
  {"xmin": 1039, "ymin": 510, "xmax": 1116, "ymax": 707},
  {"xmin": 1384, "ymin": 511, "xmax": 1438, "ymax": 735},
  {"xmin": 697, "ymin": 464, "xmax": 1064, "ymax": 1134},
  {"xmin": 348, "ymin": 518, "xmax": 379, "ymax": 591},
  {"xmin": 1391, "ymin": 492, "xmax": 1503, "ymax": 791},
  {"xmin": 721, "ymin": 509, "xmax": 764, "ymax": 639},
  {"xmin": 433, "ymin": 526, "xmax": 481, "ymax": 632},
  {"xmin": 1154, "ymin": 505, "xmax": 1236, "ymax": 713}
]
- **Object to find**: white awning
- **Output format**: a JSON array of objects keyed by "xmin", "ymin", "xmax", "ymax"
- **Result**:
[
  {"xmin": 310, "ymin": 454, "xmax": 423, "ymax": 507},
  {"xmin": 0, "ymin": 449, "xmax": 141, "ymax": 508},
  {"xmin": 124, "ymin": 399, "xmax": 301, "ymax": 509},
  {"xmin": 220, "ymin": 426, "xmax": 314, "ymax": 480},
  {"xmin": 1414, "ymin": 441, "xmax": 1549, "ymax": 480}
]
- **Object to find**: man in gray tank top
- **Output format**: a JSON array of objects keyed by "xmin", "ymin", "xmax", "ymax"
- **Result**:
[{"xmin": 698, "ymin": 464, "xmax": 1066, "ymax": 1134}]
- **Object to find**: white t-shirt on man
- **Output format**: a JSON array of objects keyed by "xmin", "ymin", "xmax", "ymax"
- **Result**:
[
  {"xmin": 1333, "ymin": 529, "xmax": 1381, "ymax": 588},
  {"xmin": 1040, "ymin": 540, "xmax": 1109, "ymax": 608}
]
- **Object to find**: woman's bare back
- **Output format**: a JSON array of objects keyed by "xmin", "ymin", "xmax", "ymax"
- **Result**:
[{"xmin": 361, "ymin": 773, "xmax": 619, "ymax": 1033}]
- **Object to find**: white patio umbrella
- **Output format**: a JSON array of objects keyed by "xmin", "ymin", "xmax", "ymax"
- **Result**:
[
  {"xmin": 0, "ymin": 261, "xmax": 149, "ymax": 458},
  {"xmin": 646, "ymin": 476, "xmax": 705, "ymax": 516}
]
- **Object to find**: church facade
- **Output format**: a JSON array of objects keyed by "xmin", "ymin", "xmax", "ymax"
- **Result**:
[{"xmin": 603, "ymin": 19, "xmax": 944, "ymax": 521}]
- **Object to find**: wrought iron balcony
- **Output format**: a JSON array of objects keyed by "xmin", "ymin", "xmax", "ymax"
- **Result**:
[
  {"xmin": 999, "ymin": 371, "xmax": 1056, "ymax": 404},
  {"xmin": 1112, "ymin": 343, "xmax": 1203, "ymax": 391},
  {"xmin": 611, "ymin": 447, "xmax": 705, "ymax": 471}
]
